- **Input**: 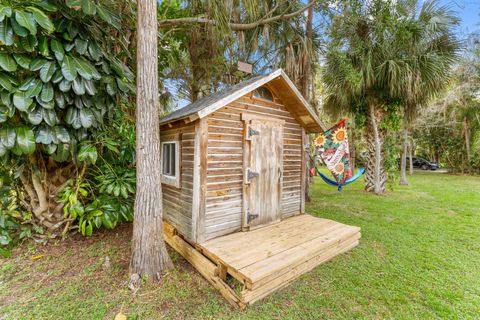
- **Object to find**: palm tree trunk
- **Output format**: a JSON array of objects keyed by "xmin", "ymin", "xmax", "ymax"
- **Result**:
[
  {"xmin": 350, "ymin": 117, "xmax": 356, "ymax": 174},
  {"xmin": 130, "ymin": 0, "xmax": 173, "ymax": 283},
  {"xmin": 408, "ymin": 137, "xmax": 414, "ymax": 175},
  {"xmin": 399, "ymin": 128, "xmax": 409, "ymax": 185},
  {"xmin": 364, "ymin": 103, "xmax": 387, "ymax": 194},
  {"xmin": 464, "ymin": 117, "xmax": 471, "ymax": 162}
]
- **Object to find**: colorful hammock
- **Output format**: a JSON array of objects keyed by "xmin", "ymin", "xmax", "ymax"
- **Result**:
[{"xmin": 313, "ymin": 119, "xmax": 364, "ymax": 191}]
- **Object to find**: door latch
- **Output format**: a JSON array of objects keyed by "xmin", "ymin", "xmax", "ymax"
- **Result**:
[
  {"xmin": 248, "ymin": 126, "xmax": 259, "ymax": 138},
  {"xmin": 247, "ymin": 169, "xmax": 259, "ymax": 182},
  {"xmin": 247, "ymin": 212, "xmax": 259, "ymax": 224}
]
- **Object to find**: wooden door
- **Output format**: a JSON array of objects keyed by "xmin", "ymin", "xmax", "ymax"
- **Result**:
[{"xmin": 243, "ymin": 115, "xmax": 284, "ymax": 229}]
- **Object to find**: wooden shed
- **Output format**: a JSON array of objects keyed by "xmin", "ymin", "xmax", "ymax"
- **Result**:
[{"xmin": 159, "ymin": 69, "xmax": 361, "ymax": 307}]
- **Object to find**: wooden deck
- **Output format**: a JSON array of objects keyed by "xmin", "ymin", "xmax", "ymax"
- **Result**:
[{"xmin": 163, "ymin": 214, "xmax": 361, "ymax": 308}]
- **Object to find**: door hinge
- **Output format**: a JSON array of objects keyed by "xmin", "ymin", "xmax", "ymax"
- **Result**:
[
  {"xmin": 247, "ymin": 169, "xmax": 259, "ymax": 182},
  {"xmin": 247, "ymin": 212, "xmax": 259, "ymax": 224},
  {"xmin": 248, "ymin": 126, "xmax": 259, "ymax": 138}
]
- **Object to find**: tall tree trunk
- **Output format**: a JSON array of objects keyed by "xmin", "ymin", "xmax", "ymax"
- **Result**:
[
  {"xmin": 303, "ymin": 5, "xmax": 314, "ymax": 202},
  {"xmin": 302, "ymin": 5, "xmax": 313, "ymax": 99},
  {"xmin": 349, "ymin": 117, "xmax": 356, "ymax": 174},
  {"xmin": 364, "ymin": 103, "xmax": 387, "ymax": 194},
  {"xmin": 408, "ymin": 137, "xmax": 414, "ymax": 175},
  {"xmin": 130, "ymin": 0, "xmax": 173, "ymax": 283},
  {"xmin": 399, "ymin": 127, "xmax": 409, "ymax": 185},
  {"xmin": 464, "ymin": 117, "xmax": 471, "ymax": 162}
]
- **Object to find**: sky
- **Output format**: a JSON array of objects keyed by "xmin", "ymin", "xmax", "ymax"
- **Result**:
[{"xmin": 440, "ymin": 0, "xmax": 480, "ymax": 38}]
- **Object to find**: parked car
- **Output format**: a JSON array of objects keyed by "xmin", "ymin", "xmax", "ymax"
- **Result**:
[{"xmin": 397, "ymin": 157, "xmax": 440, "ymax": 170}]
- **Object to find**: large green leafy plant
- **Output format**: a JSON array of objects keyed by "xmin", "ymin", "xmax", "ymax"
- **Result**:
[{"xmin": 0, "ymin": 0, "xmax": 135, "ymax": 246}]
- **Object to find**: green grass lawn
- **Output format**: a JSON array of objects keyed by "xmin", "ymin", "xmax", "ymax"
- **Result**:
[{"xmin": 1, "ymin": 172, "xmax": 479, "ymax": 319}]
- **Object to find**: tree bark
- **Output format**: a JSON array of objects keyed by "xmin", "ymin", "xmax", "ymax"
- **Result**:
[
  {"xmin": 408, "ymin": 137, "xmax": 414, "ymax": 175},
  {"xmin": 464, "ymin": 117, "xmax": 471, "ymax": 162},
  {"xmin": 130, "ymin": 0, "xmax": 173, "ymax": 281},
  {"xmin": 399, "ymin": 128, "xmax": 409, "ymax": 185},
  {"xmin": 364, "ymin": 103, "xmax": 387, "ymax": 194}
]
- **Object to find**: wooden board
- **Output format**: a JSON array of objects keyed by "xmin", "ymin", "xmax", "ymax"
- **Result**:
[
  {"xmin": 165, "ymin": 214, "xmax": 361, "ymax": 307},
  {"xmin": 244, "ymin": 118, "xmax": 284, "ymax": 228}
]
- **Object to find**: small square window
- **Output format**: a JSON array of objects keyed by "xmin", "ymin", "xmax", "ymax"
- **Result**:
[
  {"xmin": 162, "ymin": 142, "xmax": 176, "ymax": 177},
  {"xmin": 161, "ymin": 139, "xmax": 181, "ymax": 188}
]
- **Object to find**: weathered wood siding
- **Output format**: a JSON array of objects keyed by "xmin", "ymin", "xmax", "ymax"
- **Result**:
[
  {"xmin": 204, "ymin": 93, "xmax": 303, "ymax": 240},
  {"xmin": 160, "ymin": 121, "xmax": 196, "ymax": 241}
]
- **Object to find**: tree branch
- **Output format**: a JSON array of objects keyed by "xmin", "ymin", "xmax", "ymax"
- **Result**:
[{"xmin": 159, "ymin": 1, "xmax": 316, "ymax": 31}]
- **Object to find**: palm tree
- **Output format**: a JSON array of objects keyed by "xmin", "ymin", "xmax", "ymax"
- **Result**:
[{"xmin": 323, "ymin": 0, "xmax": 460, "ymax": 194}]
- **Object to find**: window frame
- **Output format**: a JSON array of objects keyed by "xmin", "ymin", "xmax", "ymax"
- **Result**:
[
  {"xmin": 160, "ymin": 134, "xmax": 181, "ymax": 188},
  {"xmin": 252, "ymin": 86, "xmax": 274, "ymax": 102}
]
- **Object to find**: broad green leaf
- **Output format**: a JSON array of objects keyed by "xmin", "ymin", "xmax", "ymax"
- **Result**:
[
  {"xmin": 52, "ymin": 142, "xmax": 70, "ymax": 162},
  {"xmin": 54, "ymin": 126, "xmax": 70, "ymax": 143},
  {"xmin": 20, "ymin": 34, "xmax": 37, "ymax": 52},
  {"xmin": 10, "ymin": 16, "xmax": 28, "ymax": 37},
  {"xmin": 38, "ymin": 36, "xmax": 49, "ymax": 56},
  {"xmin": 40, "ymin": 82, "xmax": 53, "ymax": 102},
  {"xmin": 0, "ymin": 127, "xmax": 16, "ymax": 149},
  {"xmin": 16, "ymin": 127, "xmax": 36, "ymax": 154},
  {"xmin": 37, "ymin": 97, "xmax": 54, "ymax": 109},
  {"xmin": 81, "ymin": 0, "xmax": 96, "ymax": 15},
  {"xmin": 13, "ymin": 91, "xmax": 33, "ymax": 111},
  {"xmin": 15, "ymin": 11, "xmax": 37, "ymax": 35},
  {"xmin": 74, "ymin": 38, "xmax": 88, "ymax": 54},
  {"xmin": 79, "ymin": 108, "xmax": 93, "ymax": 128},
  {"xmin": 19, "ymin": 76, "xmax": 36, "ymax": 90},
  {"xmin": 27, "ymin": 7, "xmax": 54, "ymax": 33},
  {"xmin": 50, "ymin": 38, "xmax": 64, "ymax": 61},
  {"xmin": 66, "ymin": 21, "xmax": 78, "ymax": 38},
  {"xmin": 84, "ymin": 79, "xmax": 96, "ymax": 95},
  {"xmin": 37, "ymin": 1, "xmax": 58, "ymax": 12},
  {"xmin": 61, "ymin": 55, "xmax": 77, "ymax": 81},
  {"xmin": 65, "ymin": 106, "xmax": 82, "ymax": 129},
  {"xmin": 0, "ymin": 143, "xmax": 7, "ymax": 157},
  {"xmin": 87, "ymin": 41, "xmax": 101, "ymax": 61},
  {"xmin": 0, "ymin": 53, "xmax": 17, "ymax": 72},
  {"xmin": 116, "ymin": 78, "xmax": 133, "ymax": 93},
  {"xmin": 74, "ymin": 56, "xmax": 100, "ymax": 80},
  {"xmin": 106, "ymin": 80, "xmax": 117, "ymax": 96},
  {"xmin": 0, "ymin": 74, "xmax": 12, "ymax": 91},
  {"xmin": 72, "ymin": 77, "xmax": 85, "ymax": 95},
  {"xmin": 29, "ymin": 57, "xmax": 47, "ymax": 71},
  {"xmin": 77, "ymin": 143, "xmax": 97, "ymax": 164},
  {"xmin": 35, "ymin": 125, "xmax": 54, "ymax": 144},
  {"xmin": 44, "ymin": 143, "xmax": 57, "ymax": 154},
  {"xmin": 39, "ymin": 61, "xmax": 56, "ymax": 82},
  {"xmin": 74, "ymin": 96, "xmax": 83, "ymax": 108},
  {"xmin": 13, "ymin": 54, "xmax": 31, "ymax": 69},
  {"xmin": 42, "ymin": 108, "xmax": 57, "ymax": 126},
  {"xmin": 51, "ymin": 69, "xmax": 63, "ymax": 83},
  {"xmin": 54, "ymin": 91, "xmax": 65, "ymax": 108},
  {"xmin": 0, "ymin": 106, "xmax": 7, "ymax": 123},
  {"xmin": 0, "ymin": 19, "xmax": 14, "ymax": 45},
  {"xmin": 24, "ymin": 79, "xmax": 43, "ymax": 98},
  {"xmin": 28, "ymin": 106, "xmax": 43, "ymax": 125},
  {"xmin": 0, "ymin": 6, "xmax": 13, "ymax": 22},
  {"xmin": 66, "ymin": 0, "xmax": 82, "ymax": 10},
  {"xmin": 58, "ymin": 79, "xmax": 72, "ymax": 92}
]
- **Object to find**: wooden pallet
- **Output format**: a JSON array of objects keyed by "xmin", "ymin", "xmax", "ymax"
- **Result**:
[{"xmin": 163, "ymin": 214, "xmax": 360, "ymax": 308}]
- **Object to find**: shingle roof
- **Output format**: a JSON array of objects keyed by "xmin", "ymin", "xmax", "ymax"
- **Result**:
[
  {"xmin": 159, "ymin": 69, "xmax": 326, "ymax": 133},
  {"xmin": 159, "ymin": 73, "xmax": 270, "ymax": 125}
]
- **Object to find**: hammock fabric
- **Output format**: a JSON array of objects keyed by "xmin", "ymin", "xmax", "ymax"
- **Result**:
[
  {"xmin": 316, "ymin": 167, "xmax": 365, "ymax": 191},
  {"xmin": 314, "ymin": 119, "xmax": 364, "ymax": 191}
]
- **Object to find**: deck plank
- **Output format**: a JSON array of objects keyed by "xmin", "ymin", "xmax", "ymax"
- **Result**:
[
  {"xmin": 165, "ymin": 214, "xmax": 361, "ymax": 307},
  {"xmin": 201, "ymin": 216, "xmax": 341, "ymax": 269}
]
